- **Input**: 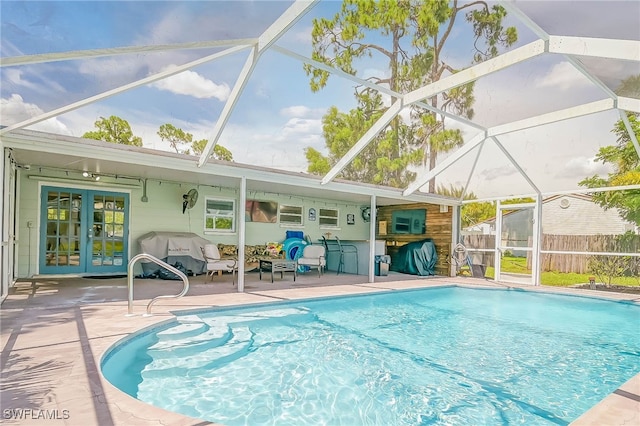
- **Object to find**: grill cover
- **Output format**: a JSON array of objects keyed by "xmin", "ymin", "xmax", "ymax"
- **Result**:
[
  {"xmin": 138, "ymin": 232, "xmax": 210, "ymax": 275},
  {"xmin": 391, "ymin": 239, "xmax": 438, "ymax": 276}
]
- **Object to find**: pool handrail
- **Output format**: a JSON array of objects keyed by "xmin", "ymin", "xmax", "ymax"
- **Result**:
[{"xmin": 127, "ymin": 253, "xmax": 190, "ymax": 316}]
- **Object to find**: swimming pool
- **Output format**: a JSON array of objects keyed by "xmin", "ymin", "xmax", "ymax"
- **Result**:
[{"xmin": 102, "ymin": 286, "xmax": 639, "ymax": 425}]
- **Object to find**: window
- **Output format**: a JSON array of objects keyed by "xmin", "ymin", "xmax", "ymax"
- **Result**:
[
  {"xmin": 319, "ymin": 208, "xmax": 339, "ymax": 228},
  {"xmin": 204, "ymin": 198, "xmax": 235, "ymax": 232},
  {"xmin": 279, "ymin": 205, "xmax": 303, "ymax": 226}
]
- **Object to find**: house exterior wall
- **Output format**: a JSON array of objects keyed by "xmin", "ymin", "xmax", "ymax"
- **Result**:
[
  {"xmin": 541, "ymin": 196, "xmax": 636, "ymax": 235},
  {"xmin": 15, "ymin": 170, "xmax": 372, "ymax": 277}
]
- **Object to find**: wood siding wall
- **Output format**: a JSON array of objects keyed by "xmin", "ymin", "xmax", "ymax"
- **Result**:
[{"xmin": 376, "ymin": 203, "xmax": 453, "ymax": 276}]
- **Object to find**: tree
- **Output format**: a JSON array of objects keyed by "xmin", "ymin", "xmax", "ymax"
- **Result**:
[
  {"xmin": 158, "ymin": 123, "xmax": 193, "ymax": 154},
  {"xmin": 579, "ymin": 111, "xmax": 640, "ymax": 226},
  {"xmin": 83, "ymin": 115, "xmax": 142, "ymax": 146},
  {"xmin": 192, "ymin": 138, "xmax": 233, "ymax": 161},
  {"xmin": 159, "ymin": 123, "xmax": 233, "ymax": 160},
  {"xmin": 437, "ymin": 184, "xmax": 494, "ymax": 228},
  {"xmin": 616, "ymin": 74, "xmax": 640, "ymax": 99},
  {"xmin": 305, "ymin": 0, "xmax": 517, "ymax": 189}
]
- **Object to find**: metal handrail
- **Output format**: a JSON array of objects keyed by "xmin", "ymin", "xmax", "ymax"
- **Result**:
[{"xmin": 127, "ymin": 253, "xmax": 189, "ymax": 316}]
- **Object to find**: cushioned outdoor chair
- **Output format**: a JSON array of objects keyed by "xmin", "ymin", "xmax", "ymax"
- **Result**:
[
  {"xmin": 201, "ymin": 244, "xmax": 238, "ymax": 285},
  {"xmin": 297, "ymin": 244, "xmax": 326, "ymax": 277}
]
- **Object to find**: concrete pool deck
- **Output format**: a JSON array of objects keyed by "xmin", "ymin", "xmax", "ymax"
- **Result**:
[{"xmin": 1, "ymin": 272, "xmax": 639, "ymax": 425}]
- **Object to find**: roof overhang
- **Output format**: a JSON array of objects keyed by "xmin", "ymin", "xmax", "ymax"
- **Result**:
[{"xmin": 2, "ymin": 129, "xmax": 460, "ymax": 207}]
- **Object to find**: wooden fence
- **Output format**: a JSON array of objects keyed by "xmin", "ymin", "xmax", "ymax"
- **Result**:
[
  {"xmin": 462, "ymin": 234, "xmax": 640, "ymax": 274},
  {"xmin": 538, "ymin": 234, "xmax": 640, "ymax": 274},
  {"xmin": 461, "ymin": 234, "xmax": 494, "ymax": 266}
]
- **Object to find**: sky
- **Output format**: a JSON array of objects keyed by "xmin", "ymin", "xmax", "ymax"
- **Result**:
[{"xmin": 1, "ymin": 0, "xmax": 639, "ymax": 198}]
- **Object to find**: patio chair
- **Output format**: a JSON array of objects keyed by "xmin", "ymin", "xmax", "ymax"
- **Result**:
[
  {"xmin": 201, "ymin": 244, "xmax": 238, "ymax": 285},
  {"xmin": 297, "ymin": 244, "xmax": 326, "ymax": 277},
  {"xmin": 335, "ymin": 236, "xmax": 358, "ymax": 275}
]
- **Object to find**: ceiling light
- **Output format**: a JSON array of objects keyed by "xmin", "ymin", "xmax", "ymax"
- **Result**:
[{"xmin": 82, "ymin": 171, "xmax": 90, "ymax": 177}]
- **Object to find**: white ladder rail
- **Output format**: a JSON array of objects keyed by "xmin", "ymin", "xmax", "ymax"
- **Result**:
[{"xmin": 127, "ymin": 253, "xmax": 190, "ymax": 316}]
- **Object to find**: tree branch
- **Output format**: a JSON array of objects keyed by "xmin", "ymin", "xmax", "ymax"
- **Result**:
[
  {"xmin": 437, "ymin": 0, "xmax": 464, "ymax": 55},
  {"xmin": 458, "ymin": 0, "xmax": 489, "ymax": 12}
]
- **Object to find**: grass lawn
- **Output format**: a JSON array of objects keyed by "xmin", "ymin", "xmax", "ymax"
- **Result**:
[{"xmin": 478, "ymin": 256, "xmax": 640, "ymax": 287}]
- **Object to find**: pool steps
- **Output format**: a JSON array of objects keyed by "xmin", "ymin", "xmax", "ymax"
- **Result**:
[
  {"xmin": 140, "ymin": 326, "xmax": 253, "ymax": 377},
  {"xmin": 156, "ymin": 322, "xmax": 207, "ymax": 340},
  {"xmin": 140, "ymin": 308, "xmax": 311, "ymax": 378}
]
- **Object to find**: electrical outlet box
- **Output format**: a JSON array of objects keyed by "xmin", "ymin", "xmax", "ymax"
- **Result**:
[{"xmin": 27, "ymin": 221, "xmax": 34, "ymax": 228}]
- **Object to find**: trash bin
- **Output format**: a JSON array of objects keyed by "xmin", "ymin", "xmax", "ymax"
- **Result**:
[{"xmin": 375, "ymin": 255, "xmax": 391, "ymax": 276}]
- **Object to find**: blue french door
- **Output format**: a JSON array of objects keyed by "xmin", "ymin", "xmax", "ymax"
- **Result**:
[{"xmin": 40, "ymin": 186, "xmax": 129, "ymax": 274}]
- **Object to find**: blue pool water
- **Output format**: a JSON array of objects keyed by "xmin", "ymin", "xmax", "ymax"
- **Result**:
[{"xmin": 102, "ymin": 287, "xmax": 640, "ymax": 425}]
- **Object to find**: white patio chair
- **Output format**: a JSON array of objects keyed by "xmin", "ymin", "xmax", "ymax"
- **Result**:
[
  {"xmin": 201, "ymin": 244, "xmax": 238, "ymax": 285},
  {"xmin": 297, "ymin": 245, "xmax": 326, "ymax": 277}
]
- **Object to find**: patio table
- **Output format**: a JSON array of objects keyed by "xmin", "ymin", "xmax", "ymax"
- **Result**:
[{"xmin": 259, "ymin": 258, "xmax": 297, "ymax": 283}]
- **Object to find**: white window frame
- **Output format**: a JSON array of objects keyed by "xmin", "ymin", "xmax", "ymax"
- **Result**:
[
  {"xmin": 319, "ymin": 207, "xmax": 339, "ymax": 229},
  {"xmin": 204, "ymin": 197, "xmax": 236, "ymax": 233},
  {"xmin": 279, "ymin": 204, "xmax": 303, "ymax": 227}
]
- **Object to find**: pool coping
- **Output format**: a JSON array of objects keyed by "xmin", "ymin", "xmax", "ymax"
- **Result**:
[{"xmin": 1, "ymin": 277, "xmax": 638, "ymax": 425}]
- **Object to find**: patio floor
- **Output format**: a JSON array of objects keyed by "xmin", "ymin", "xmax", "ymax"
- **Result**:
[{"xmin": 1, "ymin": 271, "xmax": 638, "ymax": 425}]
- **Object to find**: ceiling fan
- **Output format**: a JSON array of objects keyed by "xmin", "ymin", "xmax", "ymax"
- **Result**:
[{"xmin": 182, "ymin": 188, "xmax": 198, "ymax": 214}]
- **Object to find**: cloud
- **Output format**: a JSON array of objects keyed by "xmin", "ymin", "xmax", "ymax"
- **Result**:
[
  {"xmin": 279, "ymin": 105, "xmax": 325, "ymax": 118},
  {"xmin": 150, "ymin": 66, "xmax": 230, "ymax": 101},
  {"xmin": 556, "ymin": 156, "xmax": 611, "ymax": 179},
  {"xmin": 4, "ymin": 69, "xmax": 39, "ymax": 90},
  {"xmin": 0, "ymin": 94, "xmax": 70, "ymax": 134},
  {"xmin": 279, "ymin": 117, "xmax": 323, "ymax": 138},
  {"xmin": 480, "ymin": 166, "xmax": 518, "ymax": 181},
  {"xmin": 254, "ymin": 86, "xmax": 270, "ymax": 99},
  {"xmin": 360, "ymin": 67, "xmax": 388, "ymax": 81},
  {"xmin": 290, "ymin": 26, "xmax": 313, "ymax": 44},
  {"xmin": 534, "ymin": 61, "xmax": 592, "ymax": 91}
]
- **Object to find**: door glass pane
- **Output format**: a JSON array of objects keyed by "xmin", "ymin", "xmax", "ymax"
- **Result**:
[
  {"xmin": 90, "ymin": 194, "xmax": 127, "ymax": 268},
  {"xmin": 71, "ymin": 193, "xmax": 81, "ymax": 221},
  {"xmin": 44, "ymin": 190, "xmax": 82, "ymax": 267},
  {"xmin": 114, "ymin": 210, "xmax": 124, "ymax": 225},
  {"xmin": 103, "ymin": 241, "xmax": 115, "ymax": 265},
  {"xmin": 69, "ymin": 250, "xmax": 80, "ymax": 266},
  {"xmin": 92, "ymin": 242, "xmax": 103, "ymax": 266},
  {"xmin": 72, "ymin": 222, "xmax": 81, "ymax": 240}
]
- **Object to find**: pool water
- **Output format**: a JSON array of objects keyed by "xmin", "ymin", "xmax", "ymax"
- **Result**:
[{"xmin": 102, "ymin": 286, "xmax": 640, "ymax": 425}]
